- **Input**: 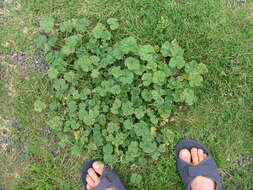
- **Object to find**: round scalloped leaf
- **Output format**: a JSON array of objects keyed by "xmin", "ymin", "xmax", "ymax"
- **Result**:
[
  {"xmin": 169, "ymin": 56, "xmax": 186, "ymax": 69},
  {"xmin": 40, "ymin": 17, "xmax": 55, "ymax": 33},
  {"xmin": 47, "ymin": 67, "xmax": 59, "ymax": 79},
  {"xmin": 34, "ymin": 100, "xmax": 46, "ymax": 112},
  {"xmin": 125, "ymin": 57, "xmax": 141, "ymax": 71},
  {"xmin": 181, "ymin": 88, "xmax": 196, "ymax": 105},
  {"xmin": 60, "ymin": 21, "xmax": 74, "ymax": 33},
  {"xmin": 153, "ymin": 70, "xmax": 166, "ymax": 84},
  {"xmin": 107, "ymin": 18, "xmax": 119, "ymax": 30},
  {"xmin": 189, "ymin": 72, "xmax": 203, "ymax": 87},
  {"xmin": 76, "ymin": 18, "xmax": 90, "ymax": 33},
  {"xmin": 160, "ymin": 41, "xmax": 172, "ymax": 57},
  {"xmin": 138, "ymin": 45, "xmax": 156, "ymax": 62}
]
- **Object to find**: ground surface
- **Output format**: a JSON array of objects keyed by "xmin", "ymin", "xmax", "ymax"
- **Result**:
[{"xmin": 0, "ymin": 0, "xmax": 252, "ymax": 189}]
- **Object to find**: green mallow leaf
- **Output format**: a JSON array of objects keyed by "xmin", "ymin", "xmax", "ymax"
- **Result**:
[
  {"xmin": 185, "ymin": 60, "xmax": 199, "ymax": 73},
  {"xmin": 47, "ymin": 67, "xmax": 59, "ymax": 79},
  {"xmin": 130, "ymin": 173, "xmax": 143, "ymax": 185},
  {"xmin": 125, "ymin": 141, "xmax": 140, "ymax": 162},
  {"xmin": 169, "ymin": 56, "xmax": 186, "ymax": 69},
  {"xmin": 140, "ymin": 140, "xmax": 157, "ymax": 153},
  {"xmin": 188, "ymin": 72, "xmax": 203, "ymax": 87},
  {"xmin": 119, "ymin": 70, "xmax": 134, "ymax": 84},
  {"xmin": 110, "ymin": 85, "xmax": 121, "ymax": 95},
  {"xmin": 40, "ymin": 17, "xmax": 54, "ymax": 33},
  {"xmin": 76, "ymin": 18, "xmax": 90, "ymax": 33},
  {"xmin": 160, "ymin": 41, "xmax": 172, "ymax": 57},
  {"xmin": 134, "ymin": 121, "xmax": 150, "ymax": 137},
  {"xmin": 91, "ymin": 69, "xmax": 100, "ymax": 78},
  {"xmin": 48, "ymin": 116, "xmax": 63, "ymax": 130},
  {"xmin": 61, "ymin": 35, "xmax": 82, "ymax": 55},
  {"xmin": 92, "ymin": 23, "xmax": 112, "ymax": 40},
  {"xmin": 142, "ymin": 73, "xmax": 153, "ymax": 86},
  {"xmin": 88, "ymin": 143, "xmax": 97, "ymax": 152},
  {"xmin": 60, "ymin": 21, "xmax": 73, "ymax": 33},
  {"xmin": 125, "ymin": 57, "xmax": 141, "ymax": 71},
  {"xmin": 170, "ymin": 45, "xmax": 184, "ymax": 57},
  {"xmin": 123, "ymin": 119, "xmax": 134, "ymax": 130},
  {"xmin": 34, "ymin": 35, "xmax": 47, "ymax": 48},
  {"xmin": 118, "ymin": 37, "xmax": 138, "ymax": 54},
  {"xmin": 158, "ymin": 104, "xmax": 171, "ymax": 119},
  {"xmin": 110, "ymin": 66, "xmax": 123, "ymax": 79},
  {"xmin": 34, "ymin": 100, "xmax": 46, "ymax": 112},
  {"xmin": 162, "ymin": 128, "xmax": 175, "ymax": 143},
  {"xmin": 198, "ymin": 63, "xmax": 208, "ymax": 74},
  {"xmin": 146, "ymin": 61, "xmax": 157, "ymax": 71},
  {"xmin": 141, "ymin": 89, "xmax": 152, "ymax": 102},
  {"xmin": 103, "ymin": 143, "xmax": 114, "ymax": 154},
  {"xmin": 153, "ymin": 70, "xmax": 166, "ymax": 84},
  {"xmin": 78, "ymin": 56, "xmax": 93, "ymax": 72},
  {"xmin": 64, "ymin": 72, "xmax": 78, "ymax": 83},
  {"xmin": 134, "ymin": 107, "xmax": 146, "ymax": 119},
  {"xmin": 66, "ymin": 35, "xmax": 81, "ymax": 47},
  {"xmin": 71, "ymin": 143, "xmax": 82, "ymax": 155},
  {"xmin": 61, "ymin": 45, "xmax": 75, "ymax": 56},
  {"xmin": 107, "ymin": 18, "xmax": 119, "ymax": 30},
  {"xmin": 122, "ymin": 101, "xmax": 134, "ymax": 116},
  {"xmin": 111, "ymin": 98, "xmax": 122, "ymax": 114},
  {"xmin": 138, "ymin": 45, "xmax": 156, "ymax": 62},
  {"xmin": 181, "ymin": 88, "xmax": 196, "ymax": 105},
  {"xmin": 104, "ymin": 154, "xmax": 116, "ymax": 163},
  {"xmin": 66, "ymin": 120, "xmax": 80, "ymax": 130}
]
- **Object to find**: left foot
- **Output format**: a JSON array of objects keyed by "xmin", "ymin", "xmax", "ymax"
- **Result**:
[{"xmin": 86, "ymin": 161, "xmax": 116, "ymax": 190}]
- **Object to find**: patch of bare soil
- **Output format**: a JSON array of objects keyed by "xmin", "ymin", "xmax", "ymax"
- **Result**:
[
  {"xmin": 11, "ymin": 51, "xmax": 49, "ymax": 72},
  {"xmin": 0, "ymin": 0, "xmax": 21, "ymax": 15}
]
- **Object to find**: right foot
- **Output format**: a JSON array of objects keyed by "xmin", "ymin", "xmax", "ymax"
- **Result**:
[{"xmin": 179, "ymin": 148, "xmax": 216, "ymax": 190}]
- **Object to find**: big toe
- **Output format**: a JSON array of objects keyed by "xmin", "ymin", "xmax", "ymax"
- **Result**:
[
  {"xmin": 179, "ymin": 149, "xmax": 191, "ymax": 164},
  {"xmin": 92, "ymin": 161, "xmax": 105, "ymax": 176}
]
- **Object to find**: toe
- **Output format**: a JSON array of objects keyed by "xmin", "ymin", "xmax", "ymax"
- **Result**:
[
  {"xmin": 86, "ymin": 174, "xmax": 96, "ymax": 188},
  {"xmin": 204, "ymin": 153, "xmax": 208, "ymax": 159},
  {"xmin": 92, "ymin": 161, "xmax": 105, "ymax": 176},
  {"xmin": 86, "ymin": 184, "xmax": 92, "ymax": 190},
  {"xmin": 197, "ymin": 149, "xmax": 204, "ymax": 162},
  {"xmin": 88, "ymin": 168, "xmax": 100, "ymax": 186},
  {"xmin": 179, "ymin": 149, "xmax": 191, "ymax": 164},
  {"xmin": 191, "ymin": 148, "xmax": 199, "ymax": 165}
]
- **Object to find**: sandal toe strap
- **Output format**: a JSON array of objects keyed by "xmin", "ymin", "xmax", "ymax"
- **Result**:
[
  {"xmin": 94, "ymin": 175, "xmax": 112, "ymax": 190},
  {"xmin": 94, "ymin": 167, "xmax": 126, "ymax": 190},
  {"xmin": 187, "ymin": 158, "xmax": 222, "ymax": 190}
]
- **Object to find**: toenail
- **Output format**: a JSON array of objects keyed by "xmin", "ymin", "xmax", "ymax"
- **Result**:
[
  {"xmin": 181, "ymin": 151, "xmax": 188, "ymax": 157},
  {"xmin": 93, "ymin": 162, "xmax": 100, "ymax": 170},
  {"xmin": 180, "ymin": 149, "xmax": 190, "ymax": 157}
]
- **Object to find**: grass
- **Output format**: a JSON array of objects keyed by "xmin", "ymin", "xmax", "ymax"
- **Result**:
[{"xmin": 0, "ymin": 0, "xmax": 253, "ymax": 189}]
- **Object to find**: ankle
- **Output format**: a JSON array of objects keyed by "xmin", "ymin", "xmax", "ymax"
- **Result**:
[{"xmin": 191, "ymin": 176, "xmax": 215, "ymax": 190}]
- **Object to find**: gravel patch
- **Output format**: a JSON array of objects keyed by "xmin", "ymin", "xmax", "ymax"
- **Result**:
[
  {"xmin": 40, "ymin": 127, "xmax": 52, "ymax": 136},
  {"xmin": 11, "ymin": 51, "xmax": 49, "ymax": 72},
  {"xmin": 237, "ymin": 0, "xmax": 246, "ymax": 6},
  {"xmin": 0, "ymin": 117, "xmax": 28, "ymax": 154},
  {"xmin": 0, "ymin": 0, "xmax": 21, "ymax": 14}
]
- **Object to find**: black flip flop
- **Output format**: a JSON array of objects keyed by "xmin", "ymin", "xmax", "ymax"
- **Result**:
[{"xmin": 176, "ymin": 139, "xmax": 222, "ymax": 190}]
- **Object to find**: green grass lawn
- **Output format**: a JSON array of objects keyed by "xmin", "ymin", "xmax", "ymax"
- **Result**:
[{"xmin": 0, "ymin": 0, "xmax": 252, "ymax": 189}]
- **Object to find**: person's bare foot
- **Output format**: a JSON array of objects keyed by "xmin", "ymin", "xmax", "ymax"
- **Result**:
[
  {"xmin": 85, "ymin": 161, "xmax": 116, "ymax": 190},
  {"xmin": 179, "ymin": 148, "xmax": 216, "ymax": 190}
]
